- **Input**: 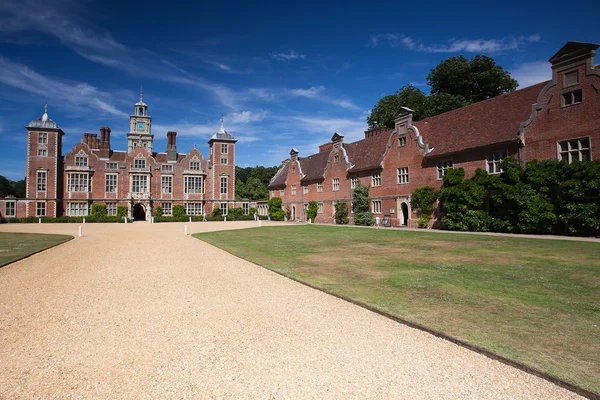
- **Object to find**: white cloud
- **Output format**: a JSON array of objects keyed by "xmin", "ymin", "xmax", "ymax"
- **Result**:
[
  {"xmin": 511, "ymin": 60, "xmax": 551, "ymax": 88},
  {"xmin": 0, "ymin": 57, "xmax": 128, "ymax": 118},
  {"xmin": 228, "ymin": 111, "xmax": 268, "ymax": 124},
  {"xmin": 271, "ymin": 50, "xmax": 305, "ymax": 61},
  {"xmin": 289, "ymin": 116, "xmax": 368, "ymax": 143},
  {"xmin": 290, "ymin": 86, "xmax": 325, "ymax": 99},
  {"xmin": 369, "ymin": 33, "xmax": 541, "ymax": 54}
]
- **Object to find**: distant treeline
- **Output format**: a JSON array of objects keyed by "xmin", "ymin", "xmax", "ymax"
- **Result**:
[
  {"xmin": 0, "ymin": 176, "xmax": 25, "ymax": 198},
  {"xmin": 235, "ymin": 166, "xmax": 279, "ymax": 201}
]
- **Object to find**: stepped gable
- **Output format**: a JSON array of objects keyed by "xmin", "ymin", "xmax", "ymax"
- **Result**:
[
  {"xmin": 344, "ymin": 129, "xmax": 392, "ymax": 172},
  {"xmin": 414, "ymin": 81, "xmax": 549, "ymax": 157}
]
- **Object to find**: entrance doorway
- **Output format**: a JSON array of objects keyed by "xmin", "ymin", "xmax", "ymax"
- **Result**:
[
  {"xmin": 292, "ymin": 205, "xmax": 296, "ymax": 221},
  {"xmin": 401, "ymin": 202, "xmax": 409, "ymax": 226},
  {"xmin": 133, "ymin": 203, "xmax": 146, "ymax": 221}
]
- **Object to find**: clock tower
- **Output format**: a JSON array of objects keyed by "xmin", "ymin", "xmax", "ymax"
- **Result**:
[{"xmin": 127, "ymin": 87, "xmax": 154, "ymax": 153}]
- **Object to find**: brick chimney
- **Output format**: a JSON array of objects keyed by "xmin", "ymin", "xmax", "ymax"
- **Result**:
[
  {"xmin": 99, "ymin": 126, "xmax": 111, "ymax": 158},
  {"xmin": 319, "ymin": 142, "xmax": 333, "ymax": 153},
  {"xmin": 166, "ymin": 131, "xmax": 177, "ymax": 162}
]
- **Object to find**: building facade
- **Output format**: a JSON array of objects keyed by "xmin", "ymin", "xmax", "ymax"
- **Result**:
[
  {"xmin": 1, "ymin": 92, "xmax": 238, "ymax": 221},
  {"xmin": 269, "ymin": 42, "xmax": 600, "ymax": 227}
]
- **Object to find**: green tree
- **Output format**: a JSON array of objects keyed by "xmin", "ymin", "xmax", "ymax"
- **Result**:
[
  {"xmin": 353, "ymin": 183, "xmax": 375, "ymax": 226},
  {"xmin": 235, "ymin": 166, "xmax": 279, "ymax": 200},
  {"xmin": 427, "ymin": 54, "xmax": 518, "ymax": 103},
  {"xmin": 368, "ymin": 54, "xmax": 518, "ymax": 128},
  {"xmin": 411, "ymin": 186, "xmax": 439, "ymax": 228},
  {"xmin": 334, "ymin": 201, "xmax": 349, "ymax": 225},
  {"xmin": 307, "ymin": 200, "xmax": 318, "ymax": 223},
  {"xmin": 12, "ymin": 178, "xmax": 25, "ymax": 198},
  {"xmin": 268, "ymin": 197, "xmax": 285, "ymax": 221},
  {"xmin": 367, "ymin": 84, "xmax": 428, "ymax": 129},
  {"xmin": 0, "ymin": 176, "xmax": 16, "ymax": 197}
]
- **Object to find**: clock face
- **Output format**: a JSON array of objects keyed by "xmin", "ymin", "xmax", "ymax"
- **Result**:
[{"xmin": 137, "ymin": 122, "xmax": 145, "ymax": 131}]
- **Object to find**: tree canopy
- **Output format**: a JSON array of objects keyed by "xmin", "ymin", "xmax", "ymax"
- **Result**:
[
  {"xmin": 0, "ymin": 176, "xmax": 26, "ymax": 198},
  {"xmin": 235, "ymin": 166, "xmax": 279, "ymax": 201},
  {"xmin": 368, "ymin": 54, "xmax": 518, "ymax": 129}
]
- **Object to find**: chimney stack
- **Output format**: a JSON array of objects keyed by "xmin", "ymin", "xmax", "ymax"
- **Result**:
[
  {"xmin": 167, "ymin": 131, "xmax": 177, "ymax": 162},
  {"xmin": 99, "ymin": 126, "xmax": 112, "ymax": 158}
]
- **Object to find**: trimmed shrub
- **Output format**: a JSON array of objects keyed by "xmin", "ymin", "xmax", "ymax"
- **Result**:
[
  {"xmin": 154, "ymin": 206, "xmax": 163, "ymax": 217},
  {"xmin": 90, "ymin": 203, "xmax": 107, "ymax": 217},
  {"xmin": 211, "ymin": 207, "xmax": 222, "ymax": 217},
  {"xmin": 354, "ymin": 212, "xmax": 375, "ymax": 226},
  {"xmin": 411, "ymin": 185, "xmax": 439, "ymax": 228},
  {"xmin": 117, "ymin": 206, "xmax": 128, "ymax": 218},
  {"xmin": 353, "ymin": 183, "xmax": 375, "ymax": 226},
  {"xmin": 334, "ymin": 201, "xmax": 349, "ymax": 225},
  {"xmin": 173, "ymin": 205, "xmax": 185, "ymax": 218}
]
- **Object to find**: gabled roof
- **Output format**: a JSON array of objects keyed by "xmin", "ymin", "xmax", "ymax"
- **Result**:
[
  {"xmin": 345, "ymin": 131, "xmax": 391, "ymax": 172},
  {"xmin": 299, "ymin": 151, "xmax": 330, "ymax": 181},
  {"xmin": 414, "ymin": 81, "xmax": 548, "ymax": 157},
  {"xmin": 269, "ymin": 162, "xmax": 289, "ymax": 188}
]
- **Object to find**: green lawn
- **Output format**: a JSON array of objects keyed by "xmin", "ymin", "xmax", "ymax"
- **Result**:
[
  {"xmin": 195, "ymin": 225, "xmax": 600, "ymax": 394},
  {"xmin": 0, "ymin": 232, "xmax": 73, "ymax": 267}
]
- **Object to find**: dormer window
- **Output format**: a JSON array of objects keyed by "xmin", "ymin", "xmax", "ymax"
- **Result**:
[
  {"xmin": 134, "ymin": 158, "xmax": 146, "ymax": 169},
  {"xmin": 563, "ymin": 70, "xmax": 579, "ymax": 88},
  {"xmin": 75, "ymin": 155, "xmax": 88, "ymax": 167},
  {"xmin": 562, "ymin": 89, "xmax": 583, "ymax": 107},
  {"xmin": 190, "ymin": 160, "xmax": 200, "ymax": 170},
  {"xmin": 334, "ymin": 155, "xmax": 339, "ymax": 163}
]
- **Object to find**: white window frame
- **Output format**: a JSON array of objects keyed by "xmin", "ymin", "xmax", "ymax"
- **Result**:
[
  {"xmin": 220, "ymin": 176, "xmax": 228, "ymax": 195},
  {"xmin": 334, "ymin": 154, "xmax": 339, "ymax": 164},
  {"xmin": 221, "ymin": 143, "xmax": 228, "ymax": 154},
  {"xmin": 67, "ymin": 202, "xmax": 88, "ymax": 216},
  {"xmin": 162, "ymin": 202, "xmax": 173, "ymax": 216},
  {"xmin": 397, "ymin": 167, "xmax": 409, "ymax": 184},
  {"xmin": 332, "ymin": 178, "xmax": 340, "ymax": 191},
  {"xmin": 38, "ymin": 149, "xmax": 47, "ymax": 157},
  {"xmin": 486, "ymin": 151, "xmax": 508, "ymax": 174},
  {"xmin": 317, "ymin": 182, "xmax": 323, "ymax": 193},
  {"xmin": 437, "ymin": 160, "xmax": 453, "ymax": 180},
  {"xmin": 558, "ymin": 137, "xmax": 591, "ymax": 163},
  {"xmin": 38, "ymin": 132, "xmax": 47, "ymax": 145},
  {"xmin": 190, "ymin": 160, "xmax": 201, "ymax": 170},
  {"xmin": 242, "ymin": 203, "xmax": 249, "ymax": 215},
  {"xmin": 291, "ymin": 185, "xmax": 296, "ymax": 195},
  {"xmin": 161, "ymin": 164, "xmax": 172, "ymax": 173},
  {"xmin": 106, "ymin": 162, "xmax": 118, "ymax": 170},
  {"xmin": 162, "ymin": 175, "xmax": 173, "ymax": 194},
  {"xmin": 351, "ymin": 176, "xmax": 359, "ymax": 189},
  {"xmin": 75, "ymin": 155, "xmax": 88, "ymax": 167},
  {"xmin": 134, "ymin": 158, "xmax": 146, "ymax": 169},
  {"xmin": 131, "ymin": 175, "xmax": 148, "ymax": 193},
  {"xmin": 185, "ymin": 203, "xmax": 203, "ymax": 215},
  {"xmin": 221, "ymin": 202, "xmax": 228, "ymax": 216},
  {"xmin": 371, "ymin": 172, "xmax": 381, "ymax": 187},
  {"xmin": 280, "ymin": 189, "xmax": 284, "ymax": 196},
  {"xmin": 105, "ymin": 174, "xmax": 118, "ymax": 193},
  {"xmin": 303, "ymin": 185, "xmax": 308, "ymax": 195},
  {"xmin": 106, "ymin": 203, "xmax": 117, "ymax": 216},
  {"xmin": 398, "ymin": 135, "xmax": 407, "ymax": 147},
  {"xmin": 4, "ymin": 201, "xmax": 16, "ymax": 218},
  {"xmin": 36, "ymin": 202, "xmax": 46, "ymax": 217},
  {"xmin": 67, "ymin": 173, "xmax": 89, "ymax": 192},
  {"xmin": 221, "ymin": 157, "xmax": 228, "ymax": 165},
  {"xmin": 372, "ymin": 200, "xmax": 382, "ymax": 214},
  {"xmin": 318, "ymin": 202, "xmax": 324, "ymax": 214},
  {"xmin": 37, "ymin": 170, "xmax": 47, "ymax": 192},
  {"xmin": 184, "ymin": 176, "xmax": 203, "ymax": 194}
]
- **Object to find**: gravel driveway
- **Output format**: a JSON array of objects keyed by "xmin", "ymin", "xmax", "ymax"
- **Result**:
[{"xmin": 0, "ymin": 222, "xmax": 582, "ymax": 399}]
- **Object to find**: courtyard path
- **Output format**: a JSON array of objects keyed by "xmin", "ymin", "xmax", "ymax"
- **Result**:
[{"xmin": 0, "ymin": 222, "xmax": 583, "ymax": 399}]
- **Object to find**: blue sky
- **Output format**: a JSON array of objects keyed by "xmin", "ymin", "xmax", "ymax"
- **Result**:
[{"xmin": 0, "ymin": 0, "xmax": 598, "ymax": 180}]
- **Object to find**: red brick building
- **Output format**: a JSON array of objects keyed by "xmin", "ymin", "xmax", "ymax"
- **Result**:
[
  {"xmin": 1, "ymin": 92, "xmax": 238, "ymax": 221},
  {"xmin": 269, "ymin": 42, "xmax": 600, "ymax": 227}
]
